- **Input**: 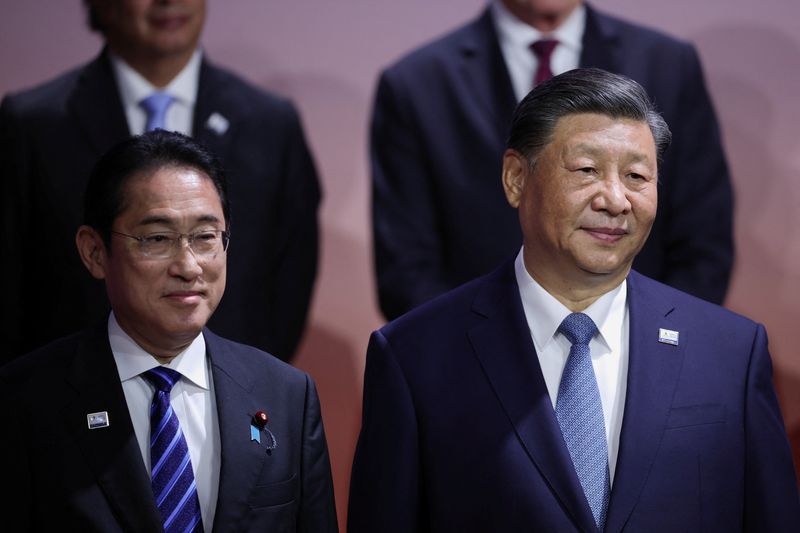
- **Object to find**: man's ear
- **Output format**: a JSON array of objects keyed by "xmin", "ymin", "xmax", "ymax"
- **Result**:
[
  {"xmin": 76, "ymin": 225, "xmax": 109, "ymax": 280},
  {"xmin": 502, "ymin": 149, "xmax": 528, "ymax": 208}
]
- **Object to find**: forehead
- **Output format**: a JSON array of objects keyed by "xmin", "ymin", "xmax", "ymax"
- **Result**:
[
  {"xmin": 547, "ymin": 113, "xmax": 656, "ymax": 157},
  {"xmin": 119, "ymin": 165, "xmax": 223, "ymax": 222}
]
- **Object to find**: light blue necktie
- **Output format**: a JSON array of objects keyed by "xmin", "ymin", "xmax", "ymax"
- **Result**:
[
  {"xmin": 555, "ymin": 313, "xmax": 610, "ymax": 530},
  {"xmin": 140, "ymin": 92, "xmax": 174, "ymax": 132},
  {"xmin": 143, "ymin": 367, "xmax": 204, "ymax": 533}
]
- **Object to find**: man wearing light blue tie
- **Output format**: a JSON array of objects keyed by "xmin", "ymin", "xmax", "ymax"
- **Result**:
[
  {"xmin": 0, "ymin": 0, "xmax": 320, "ymax": 363},
  {"xmin": 349, "ymin": 68, "xmax": 799, "ymax": 532}
]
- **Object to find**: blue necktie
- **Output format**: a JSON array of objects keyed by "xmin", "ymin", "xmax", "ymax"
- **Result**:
[
  {"xmin": 555, "ymin": 313, "xmax": 610, "ymax": 530},
  {"xmin": 143, "ymin": 367, "xmax": 204, "ymax": 533},
  {"xmin": 140, "ymin": 92, "xmax": 174, "ymax": 132}
]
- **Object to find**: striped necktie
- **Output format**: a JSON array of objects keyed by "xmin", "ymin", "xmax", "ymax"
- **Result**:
[
  {"xmin": 143, "ymin": 367, "xmax": 204, "ymax": 533},
  {"xmin": 555, "ymin": 312, "xmax": 610, "ymax": 530}
]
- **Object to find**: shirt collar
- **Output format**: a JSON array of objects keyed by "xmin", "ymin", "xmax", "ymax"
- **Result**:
[
  {"xmin": 491, "ymin": 1, "xmax": 586, "ymax": 53},
  {"xmin": 110, "ymin": 48, "xmax": 202, "ymax": 110},
  {"xmin": 514, "ymin": 248, "xmax": 626, "ymax": 354},
  {"xmin": 108, "ymin": 312, "xmax": 209, "ymax": 390}
]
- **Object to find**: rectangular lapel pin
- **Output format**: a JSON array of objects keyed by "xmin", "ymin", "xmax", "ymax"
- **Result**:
[
  {"xmin": 87, "ymin": 411, "xmax": 110, "ymax": 429},
  {"xmin": 658, "ymin": 328, "xmax": 680, "ymax": 346}
]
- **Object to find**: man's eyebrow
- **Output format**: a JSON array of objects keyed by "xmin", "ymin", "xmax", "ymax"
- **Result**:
[
  {"xmin": 137, "ymin": 214, "xmax": 222, "ymax": 226},
  {"xmin": 138, "ymin": 215, "xmax": 174, "ymax": 226}
]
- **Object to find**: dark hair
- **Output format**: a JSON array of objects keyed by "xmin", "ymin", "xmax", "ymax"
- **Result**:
[
  {"xmin": 83, "ymin": 130, "xmax": 230, "ymax": 246},
  {"xmin": 507, "ymin": 68, "xmax": 672, "ymax": 165}
]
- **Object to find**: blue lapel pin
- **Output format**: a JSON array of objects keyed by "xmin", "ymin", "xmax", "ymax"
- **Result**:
[{"xmin": 658, "ymin": 328, "xmax": 679, "ymax": 346}]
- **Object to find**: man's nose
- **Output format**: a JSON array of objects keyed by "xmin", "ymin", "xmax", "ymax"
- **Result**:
[
  {"xmin": 592, "ymin": 174, "xmax": 631, "ymax": 216},
  {"xmin": 168, "ymin": 241, "xmax": 204, "ymax": 279}
]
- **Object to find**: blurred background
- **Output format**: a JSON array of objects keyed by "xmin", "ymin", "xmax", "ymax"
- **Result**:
[{"xmin": 2, "ymin": 0, "xmax": 799, "ymax": 525}]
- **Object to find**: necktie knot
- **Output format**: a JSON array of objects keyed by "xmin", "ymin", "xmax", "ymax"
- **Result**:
[
  {"xmin": 530, "ymin": 39, "xmax": 558, "ymax": 60},
  {"xmin": 143, "ymin": 367, "xmax": 182, "ymax": 393},
  {"xmin": 558, "ymin": 312, "xmax": 598, "ymax": 346},
  {"xmin": 139, "ymin": 91, "xmax": 174, "ymax": 132}
]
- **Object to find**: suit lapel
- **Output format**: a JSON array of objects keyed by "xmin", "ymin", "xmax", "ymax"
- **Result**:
[
  {"xmin": 604, "ymin": 272, "xmax": 687, "ymax": 532},
  {"xmin": 67, "ymin": 50, "xmax": 131, "ymax": 158},
  {"xmin": 456, "ymin": 8, "xmax": 518, "ymax": 144},
  {"xmin": 206, "ymin": 331, "xmax": 269, "ymax": 532},
  {"xmin": 64, "ymin": 324, "xmax": 162, "ymax": 532},
  {"xmin": 192, "ymin": 60, "xmax": 235, "ymax": 163},
  {"xmin": 580, "ymin": 5, "xmax": 622, "ymax": 72},
  {"xmin": 468, "ymin": 263, "xmax": 599, "ymax": 533}
]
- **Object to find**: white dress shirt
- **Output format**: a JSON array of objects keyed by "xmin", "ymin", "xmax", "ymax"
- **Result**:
[
  {"xmin": 110, "ymin": 49, "xmax": 202, "ymax": 135},
  {"xmin": 514, "ymin": 250, "xmax": 629, "ymax": 483},
  {"xmin": 492, "ymin": 0, "xmax": 586, "ymax": 102},
  {"xmin": 109, "ymin": 313, "xmax": 220, "ymax": 528}
]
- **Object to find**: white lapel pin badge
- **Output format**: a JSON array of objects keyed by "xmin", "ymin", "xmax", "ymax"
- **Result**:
[
  {"xmin": 87, "ymin": 411, "xmax": 110, "ymax": 429},
  {"xmin": 658, "ymin": 328, "xmax": 679, "ymax": 346},
  {"xmin": 205, "ymin": 112, "xmax": 229, "ymax": 136}
]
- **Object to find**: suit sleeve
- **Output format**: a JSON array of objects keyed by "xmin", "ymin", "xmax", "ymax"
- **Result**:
[
  {"xmin": 267, "ymin": 102, "xmax": 321, "ymax": 360},
  {"xmin": 659, "ymin": 44, "xmax": 733, "ymax": 304},
  {"xmin": 298, "ymin": 374, "xmax": 338, "ymax": 533},
  {"xmin": 743, "ymin": 324, "xmax": 800, "ymax": 529},
  {"xmin": 371, "ymin": 72, "xmax": 451, "ymax": 320},
  {"xmin": 348, "ymin": 331, "xmax": 427, "ymax": 532},
  {"xmin": 0, "ymin": 96, "xmax": 30, "ymax": 361}
]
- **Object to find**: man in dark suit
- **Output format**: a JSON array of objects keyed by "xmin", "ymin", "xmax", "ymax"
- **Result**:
[
  {"xmin": 372, "ymin": 0, "xmax": 733, "ymax": 319},
  {"xmin": 0, "ymin": 0, "xmax": 319, "ymax": 362},
  {"xmin": 350, "ymin": 69, "xmax": 798, "ymax": 531},
  {"xmin": 0, "ymin": 131, "xmax": 337, "ymax": 532}
]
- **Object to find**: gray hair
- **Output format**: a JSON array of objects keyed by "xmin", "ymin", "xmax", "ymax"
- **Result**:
[{"xmin": 507, "ymin": 68, "xmax": 671, "ymax": 166}]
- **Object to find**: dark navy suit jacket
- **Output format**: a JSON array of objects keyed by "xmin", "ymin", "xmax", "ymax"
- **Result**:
[
  {"xmin": 349, "ymin": 263, "xmax": 799, "ymax": 532},
  {"xmin": 372, "ymin": 5, "xmax": 733, "ymax": 319},
  {"xmin": 0, "ymin": 326, "xmax": 337, "ymax": 532},
  {"xmin": 0, "ymin": 51, "xmax": 320, "ymax": 362}
]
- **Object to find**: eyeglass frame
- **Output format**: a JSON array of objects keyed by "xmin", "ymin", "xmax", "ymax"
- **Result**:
[{"xmin": 109, "ymin": 229, "xmax": 230, "ymax": 259}]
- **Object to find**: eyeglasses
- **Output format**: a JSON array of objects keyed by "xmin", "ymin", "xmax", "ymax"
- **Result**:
[{"xmin": 110, "ymin": 229, "xmax": 230, "ymax": 259}]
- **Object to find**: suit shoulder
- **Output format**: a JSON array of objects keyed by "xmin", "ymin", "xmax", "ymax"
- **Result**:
[
  {"xmin": 0, "ymin": 331, "xmax": 84, "ymax": 386},
  {"xmin": 201, "ymin": 61, "xmax": 299, "ymax": 118},
  {"xmin": 381, "ymin": 264, "xmax": 505, "ymax": 341},
  {"xmin": 630, "ymin": 272, "xmax": 759, "ymax": 330},
  {"xmin": 1, "ymin": 64, "xmax": 85, "ymax": 119},
  {"xmin": 592, "ymin": 7, "xmax": 694, "ymax": 53},
  {"xmin": 380, "ymin": 13, "xmax": 484, "ymax": 79},
  {"xmin": 204, "ymin": 331, "xmax": 311, "ymax": 386}
]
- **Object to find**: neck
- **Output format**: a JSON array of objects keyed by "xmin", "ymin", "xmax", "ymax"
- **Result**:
[
  {"xmin": 523, "ymin": 255, "xmax": 628, "ymax": 312},
  {"xmin": 115, "ymin": 318, "xmax": 195, "ymax": 363},
  {"xmin": 501, "ymin": 0, "xmax": 580, "ymax": 33},
  {"xmin": 110, "ymin": 46, "xmax": 194, "ymax": 88}
]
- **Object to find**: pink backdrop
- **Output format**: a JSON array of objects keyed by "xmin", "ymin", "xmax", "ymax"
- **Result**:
[{"xmin": 3, "ymin": 0, "xmax": 799, "ymax": 525}]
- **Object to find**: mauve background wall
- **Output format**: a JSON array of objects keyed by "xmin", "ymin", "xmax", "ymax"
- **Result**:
[{"xmin": 2, "ymin": 0, "xmax": 799, "ymax": 524}]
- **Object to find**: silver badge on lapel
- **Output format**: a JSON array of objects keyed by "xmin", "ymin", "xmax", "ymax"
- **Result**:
[
  {"xmin": 87, "ymin": 411, "xmax": 110, "ymax": 429},
  {"xmin": 205, "ymin": 112, "xmax": 229, "ymax": 136},
  {"xmin": 658, "ymin": 328, "xmax": 680, "ymax": 346}
]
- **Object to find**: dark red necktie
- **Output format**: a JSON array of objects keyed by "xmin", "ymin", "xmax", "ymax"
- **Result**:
[{"xmin": 531, "ymin": 39, "xmax": 559, "ymax": 86}]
